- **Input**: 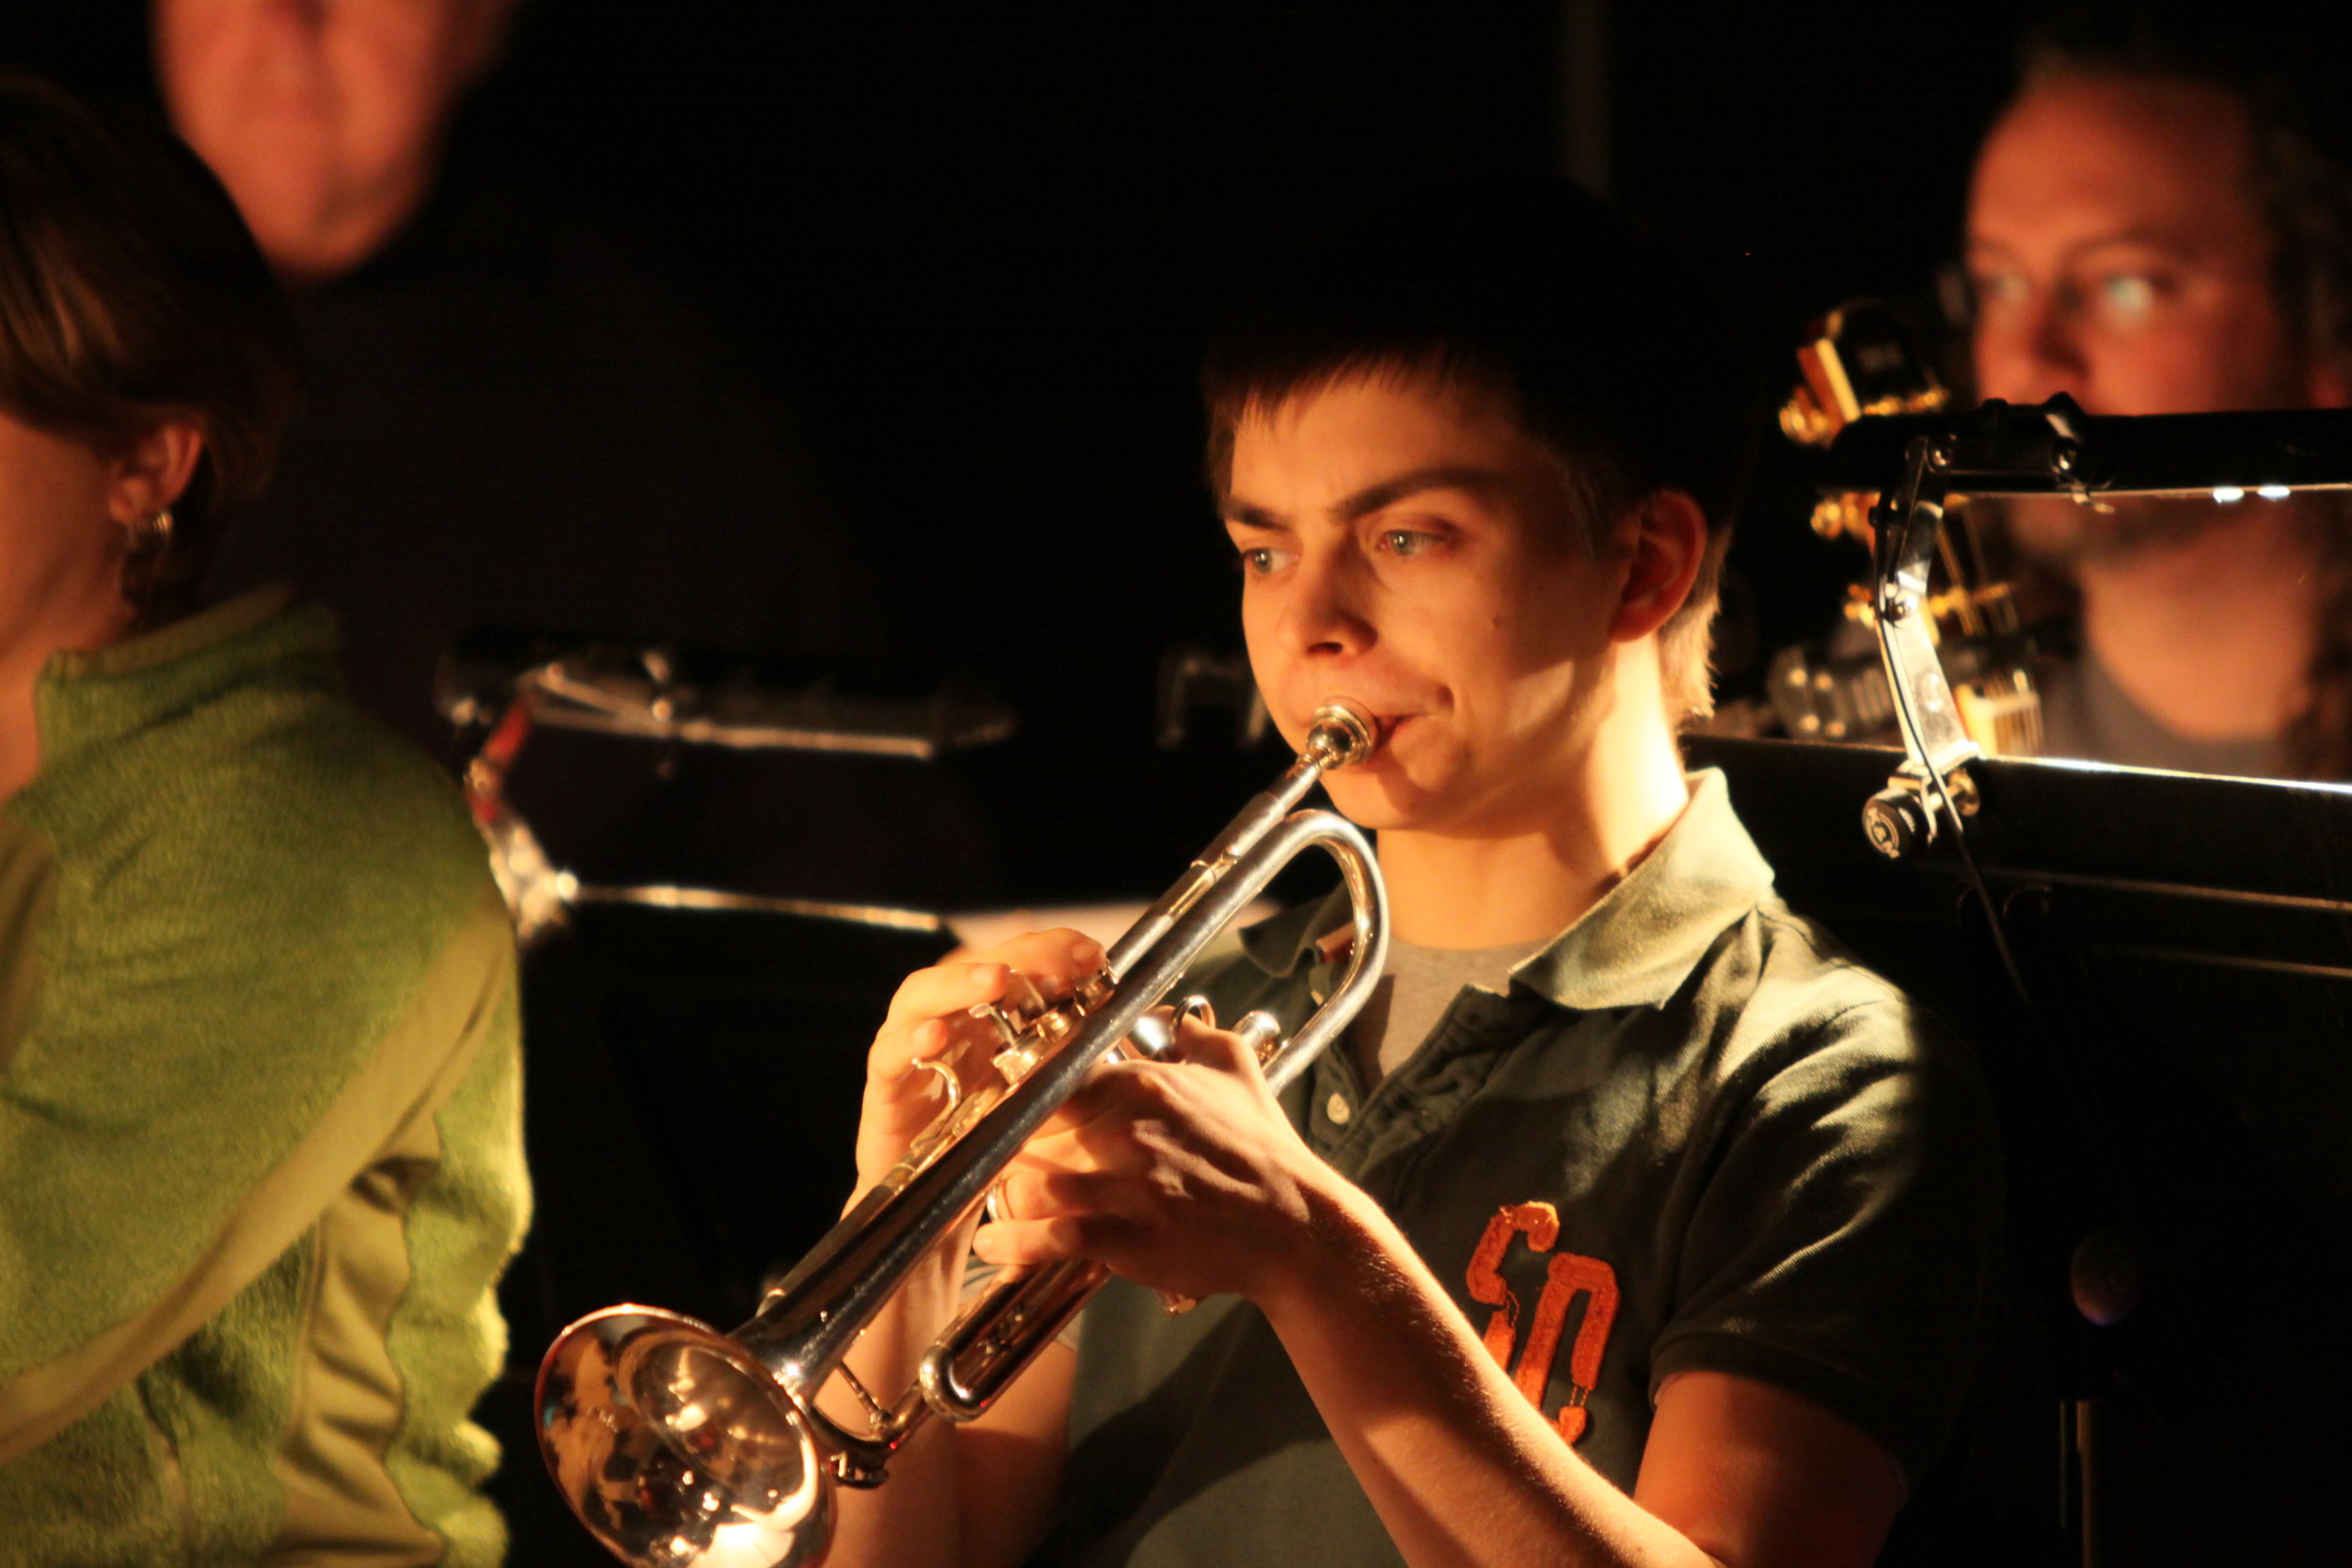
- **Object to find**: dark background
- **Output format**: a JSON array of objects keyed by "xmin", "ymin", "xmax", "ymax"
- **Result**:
[
  {"xmin": 0, "ymin": 0, "xmax": 2074, "ymax": 909},
  {"xmin": 11, "ymin": 1, "xmax": 2352, "ymax": 901}
]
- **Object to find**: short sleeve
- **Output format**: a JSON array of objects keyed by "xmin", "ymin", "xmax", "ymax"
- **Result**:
[{"xmin": 1648, "ymin": 999, "xmax": 2002, "ymax": 1481}]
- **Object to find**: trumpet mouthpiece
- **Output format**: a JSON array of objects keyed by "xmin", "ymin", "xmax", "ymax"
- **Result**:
[{"xmin": 1305, "ymin": 699, "xmax": 1379, "ymax": 769}]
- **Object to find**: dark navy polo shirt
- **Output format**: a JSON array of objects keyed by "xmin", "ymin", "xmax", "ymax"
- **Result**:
[{"xmin": 1060, "ymin": 770, "xmax": 2001, "ymax": 1568}]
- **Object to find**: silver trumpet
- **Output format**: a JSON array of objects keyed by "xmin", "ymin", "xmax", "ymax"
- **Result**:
[{"xmin": 534, "ymin": 699, "xmax": 1391, "ymax": 1568}]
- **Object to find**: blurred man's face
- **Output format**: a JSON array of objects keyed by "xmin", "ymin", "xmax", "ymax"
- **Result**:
[
  {"xmin": 156, "ymin": 0, "xmax": 517, "ymax": 283},
  {"xmin": 1965, "ymin": 74, "xmax": 2345, "ymax": 564}
]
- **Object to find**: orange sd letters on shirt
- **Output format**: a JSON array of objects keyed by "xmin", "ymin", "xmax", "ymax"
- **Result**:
[{"xmin": 1466, "ymin": 1201, "xmax": 1620, "ymax": 1442}]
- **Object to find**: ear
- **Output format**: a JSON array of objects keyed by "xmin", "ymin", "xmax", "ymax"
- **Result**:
[
  {"xmin": 102, "ymin": 420, "xmax": 206, "ymax": 528},
  {"xmin": 1609, "ymin": 488, "xmax": 1708, "ymax": 644}
]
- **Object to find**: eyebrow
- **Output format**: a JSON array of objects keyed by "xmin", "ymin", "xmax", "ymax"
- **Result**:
[
  {"xmin": 1965, "ymin": 228, "xmax": 2201, "ymax": 262},
  {"xmin": 1219, "ymin": 464, "xmax": 1514, "ymax": 531}
]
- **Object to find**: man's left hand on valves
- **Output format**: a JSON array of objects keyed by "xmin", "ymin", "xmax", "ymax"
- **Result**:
[{"xmin": 970, "ymin": 1010, "xmax": 1335, "ymax": 1312}]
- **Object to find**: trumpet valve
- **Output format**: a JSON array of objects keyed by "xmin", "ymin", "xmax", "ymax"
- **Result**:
[
  {"xmin": 1231, "ymin": 1009, "xmax": 1283, "ymax": 1064},
  {"xmin": 977, "ymin": 964, "xmax": 1114, "ymax": 1086},
  {"xmin": 990, "ymin": 1009, "xmax": 1071, "ymax": 1085}
]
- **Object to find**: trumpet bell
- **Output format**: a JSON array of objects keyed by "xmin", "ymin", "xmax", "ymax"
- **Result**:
[{"xmin": 538, "ymin": 1307, "xmax": 833, "ymax": 1568}]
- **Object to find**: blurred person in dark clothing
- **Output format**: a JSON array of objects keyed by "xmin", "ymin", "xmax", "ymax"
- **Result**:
[
  {"xmin": 152, "ymin": 0, "xmax": 981, "ymax": 907},
  {"xmin": 1963, "ymin": 9, "xmax": 2352, "ymax": 778}
]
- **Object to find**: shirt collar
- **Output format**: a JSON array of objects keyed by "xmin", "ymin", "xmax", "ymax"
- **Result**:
[
  {"xmin": 1510, "ymin": 768, "xmax": 1774, "ymax": 1009},
  {"xmin": 1236, "ymin": 768, "xmax": 1775, "ymax": 1012},
  {"xmin": 1238, "ymin": 884, "xmax": 1343, "ymax": 977}
]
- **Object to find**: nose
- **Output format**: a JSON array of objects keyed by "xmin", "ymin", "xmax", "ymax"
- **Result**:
[
  {"xmin": 1975, "ymin": 289, "xmax": 2088, "ymax": 406},
  {"xmin": 1273, "ymin": 540, "xmax": 1374, "ymax": 661}
]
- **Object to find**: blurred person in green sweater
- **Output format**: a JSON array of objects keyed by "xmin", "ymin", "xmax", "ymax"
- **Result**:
[{"xmin": 0, "ymin": 75, "xmax": 528, "ymax": 1564}]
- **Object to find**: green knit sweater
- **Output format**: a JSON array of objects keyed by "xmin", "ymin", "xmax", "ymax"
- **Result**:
[{"xmin": 0, "ymin": 591, "xmax": 530, "ymax": 1565}]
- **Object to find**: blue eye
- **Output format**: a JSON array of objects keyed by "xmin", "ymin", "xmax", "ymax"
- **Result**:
[
  {"xmin": 1237, "ymin": 546, "xmax": 1293, "ymax": 577},
  {"xmin": 1380, "ymin": 530, "xmax": 1438, "ymax": 558}
]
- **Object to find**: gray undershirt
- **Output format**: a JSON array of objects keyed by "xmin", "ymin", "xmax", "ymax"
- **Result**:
[
  {"xmin": 2038, "ymin": 650, "xmax": 2290, "ymax": 779},
  {"xmin": 1349, "ymin": 936, "xmax": 1549, "ymax": 1087}
]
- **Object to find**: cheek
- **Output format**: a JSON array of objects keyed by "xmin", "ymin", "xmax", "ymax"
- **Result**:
[
  {"xmin": 2096, "ymin": 341, "xmax": 2233, "ymax": 415},
  {"xmin": 1970, "ymin": 318, "xmax": 2059, "ymax": 404},
  {"xmin": 1487, "ymin": 563, "xmax": 1615, "ymax": 673},
  {"xmin": 1236, "ymin": 589, "xmax": 1310, "ymax": 747},
  {"xmin": 2100, "ymin": 306, "xmax": 2301, "ymax": 415},
  {"xmin": 0, "ymin": 434, "xmax": 108, "ymax": 541},
  {"xmin": 1970, "ymin": 325, "xmax": 2024, "ymax": 398},
  {"xmin": 340, "ymin": 16, "xmax": 469, "ymax": 154},
  {"xmin": 1435, "ymin": 614, "xmax": 1587, "ymax": 739},
  {"xmin": 1999, "ymin": 496, "xmax": 2091, "ymax": 556},
  {"xmin": 1237, "ymin": 584, "xmax": 1274, "ymax": 653},
  {"xmin": 1470, "ymin": 579, "xmax": 1621, "ymax": 748}
]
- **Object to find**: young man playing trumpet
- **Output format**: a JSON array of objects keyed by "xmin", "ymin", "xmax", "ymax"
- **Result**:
[{"xmin": 834, "ymin": 183, "xmax": 2000, "ymax": 1568}]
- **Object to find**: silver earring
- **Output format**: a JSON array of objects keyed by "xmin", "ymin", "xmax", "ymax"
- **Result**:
[
  {"xmin": 125, "ymin": 508, "xmax": 173, "ymax": 556},
  {"xmin": 119, "ymin": 508, "xmax": 174, "ymax": 618}
]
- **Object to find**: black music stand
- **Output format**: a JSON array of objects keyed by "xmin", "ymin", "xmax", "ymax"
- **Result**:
[
  {"xmin": 439, "ymin": 633, "xmax": 1002, "ymax": 1566},
  {"xmin": 1690, "ymin": 397, "xmax": 2352, "ymax": 1566},
  {"xmin": 1686, "ymin": 736, "xmax": 2352, "ymax": 1565}
]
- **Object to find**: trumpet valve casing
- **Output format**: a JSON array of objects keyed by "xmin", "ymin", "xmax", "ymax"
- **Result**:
[{"xmin": 975, "ymin": 965, "xmax": 1113, "ymax": 1085}]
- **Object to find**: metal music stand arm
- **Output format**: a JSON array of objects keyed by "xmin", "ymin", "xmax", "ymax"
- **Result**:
[
  {"xmin": 445, "ymin": 641, "xmax": 993, "ymax": 944},
  {"xmin": 1860, "ymin": 421, "xmax": 2058, "ymax": 1022},
  {"xmin": 437, "ymin": 635, "xmax": 1020, "ymax": 762},
  {"xmin": 1861, "ymin": 435, "xmax": 1983, "ymax": 859},
  {"xmin": 1848, "ymin": 395, "xmax": 2113, "ymax": 859},
  {"xmin": 1835, "ymin": 393, "xmax": 2352, "ymax": 861}
]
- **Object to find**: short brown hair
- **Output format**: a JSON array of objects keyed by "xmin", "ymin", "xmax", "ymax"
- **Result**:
[
  {"xmin": 0, "ymin": 75, "xmax": 299, "ymax": 618},
  {"xmin": 1202, "ymin": 179, "xmax": 1757, "ymax": 722}
]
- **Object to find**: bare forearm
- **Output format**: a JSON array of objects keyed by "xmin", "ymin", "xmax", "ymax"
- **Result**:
[
  {"xmin": 1258, "ymin": 1179, "xmax": 1720, "ymax": 1568},
  {"xmin": 820, "ymin": 1242, "xmax": 970, "ymax": 1568},
  {"xmin": 822, "ymin": 1226, "xmax": 1073, "ymax": 1568}
]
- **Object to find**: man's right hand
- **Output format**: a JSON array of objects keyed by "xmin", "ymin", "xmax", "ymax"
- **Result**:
[
  {"xmin": 851, "ymin": 927, "xmax": 1106, "ymax": 1203},
  {"xmin": 826, "ymin": 931, "xmax": 1101, "ymax": 1568}
]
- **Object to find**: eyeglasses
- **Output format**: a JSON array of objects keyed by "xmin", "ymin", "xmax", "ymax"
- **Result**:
[{"xmin": 1939, "ymin": 258, "xmax": 2170, "ymax": 338}]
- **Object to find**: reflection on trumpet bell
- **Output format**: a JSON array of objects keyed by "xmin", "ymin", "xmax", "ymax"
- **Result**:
[
  {"xmin": 538, "ymin": 1307, "xmax": 832, "ymax": 1568},
  {"xmin": 534, "ymin": 698, "xmax": 1390, "ymax": 1568}
]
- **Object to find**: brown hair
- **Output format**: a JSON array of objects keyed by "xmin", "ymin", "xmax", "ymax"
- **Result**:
[
  {"xmin": 0, "ymin": 75, "xmax": 299, "ymax": 620},
  {"xmin": 2012, "ymin": 9, "xmax": 2352, "ymax": 777},
  {"xmin": 1201, "ymin": 178, "xmax": 1756, "ymax": 722}
]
